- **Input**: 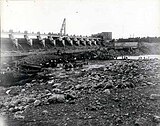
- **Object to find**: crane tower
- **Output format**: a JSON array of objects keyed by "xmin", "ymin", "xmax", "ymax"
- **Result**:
[{"xmin": 60, "ymin": 18, "xmax": 66, "ymax": 36}]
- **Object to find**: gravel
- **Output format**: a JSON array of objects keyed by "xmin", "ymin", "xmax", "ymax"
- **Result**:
[{"xmin": 0, "ymin": 59, "xmax": 160, "ymax": 126}]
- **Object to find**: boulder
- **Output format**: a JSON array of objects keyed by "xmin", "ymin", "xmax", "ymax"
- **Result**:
[
  {"xmin": 21, "ymin": 89, "xmax": 25, "ymax": 93},
  {"xmin": 42, "ymin": 110, "xmax": 48, "ymax": 115},
  {"xmin": 75, "ymin": 84, "xmax": 84, "ymax": 90},
  {"xmin": 48, "ymin": 80, "xmax": 54, "ymax": 84},
  {"xmin": 26, "ymin": 83, "xmax": 32, "ymax": 88},
  {"xmin": 13, "ymin": 99, "xmax": 21, "ymax": 106},
  {"xmin": 34, "ymin": 100, "xmax": 41, "ymax": 106},
  {"xmin": 9, "ymin": 107, "xmax": 14, "ymax": 112},
  {"xmin": 53, "ymin": 83, "xmax": 61, "ymax": 88},
  {"xmin": 9, "ymin": 87, "xmax": 21, "ymax": 96},
  {"xmin": 104, "ymin": 82, "xmax": 114, "ymax": 89},
  {"xmin": 153, "ymin": 115, "xmax": 160, "ymax": 123},
  {"xmin": 45, "ymin": 92, "xmax": 52, "ymax": 97},
  {"xmin": 27, "ymin": 98, "xmax": 36, "ymax": 103},
  {"xmin": 48, "ymin": 94, "xmax": 57, "ymax": 103},
  {"xmin": 103, "ymin": 89, "xmax": 111, "ymax": 95},
  {"xmin": 52, "ymin": 88, "xmax": 62, "ymax": 94},
  {"xmin": 48, "ymin": 94, "xmax": 65, "ymax": 103},
  {"xmin": 44, "ymin": 89, "xmax": 50, "ymax": 94},
  {"xmin": 14, "ymin": 112, "xmax": 25, "ymax": 120},
  {"xmin": 116, "ymin": 117, "xmax": 122, "ymax": 124},
  {"xmin": 56, "ymin": 94, "xmax": 65, "ymax": 103},
  {"xmin": 11, "ymin": 106, "xmax": 21, "ymax": 113},
  {"xmin": 6, "ymin": 90, "xmax": 11, "ymax": 95},
  {"xmin": 150, "ymin": 94, "xmax": 160, "ymax": 100},
  {"xmin": 93, "ymin": 82, "xmax": 105, "ymax": 89},
  {"xmin": 65, "ymin": 92, "xmax": 77, "ymax": 100},
  {"xmin": 135, "ymin": 117, "xmax": 147, "ymax": 126}
]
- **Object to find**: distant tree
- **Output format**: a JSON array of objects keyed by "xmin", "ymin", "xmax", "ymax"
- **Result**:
[
  {"xmin": 24, "ymin": 30, "xmax": 28, "ymax": 34},
  {"xmin": 9, "ymin": 29, "xmax": 13, "ymax": 33},
  {"xmin": 37, "ymin": 31, "xmax": 40, "ymax": 35}
]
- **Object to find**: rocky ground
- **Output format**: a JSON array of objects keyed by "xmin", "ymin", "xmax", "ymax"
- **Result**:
[{"xmin": 0, "ymin": 59, "xmax": 160, "ymax": 126}]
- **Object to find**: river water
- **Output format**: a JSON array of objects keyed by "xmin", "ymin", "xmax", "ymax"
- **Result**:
[{"xmin": 117, "ymin": 55, "xmax": 160, "ymax": 60}]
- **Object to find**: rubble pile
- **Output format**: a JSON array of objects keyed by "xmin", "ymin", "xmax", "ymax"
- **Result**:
[
  {"xmin": 74, "ymin": 59, "xmax": 160, "ymax": 90},
  {"xmin": 0, "ymin": 49, "xmax": 116, "ymax": 87},
  {"xmin": 0, "ymin": 59, "xmax": 160, "ymax": 121}
]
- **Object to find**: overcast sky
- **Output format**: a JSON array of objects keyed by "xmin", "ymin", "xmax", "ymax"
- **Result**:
[{"xmin": 1, "ymin": 0, "xmax": 160, "ymax": 38}]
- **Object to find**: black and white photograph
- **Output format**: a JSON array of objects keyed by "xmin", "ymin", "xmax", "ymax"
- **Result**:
[{"xmin": 0, "ymin": 0, "xmax": 160, "ymax": 125}]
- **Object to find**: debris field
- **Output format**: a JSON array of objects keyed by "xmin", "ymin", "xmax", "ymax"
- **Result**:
[{"xmin": 0, "ymin": 57, "xmax": 160, "ymax": 126}]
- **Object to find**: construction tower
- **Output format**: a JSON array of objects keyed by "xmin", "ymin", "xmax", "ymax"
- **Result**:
[{"xmin": 60, "ymin": 18, "xmax": 66, "ymax": 36}]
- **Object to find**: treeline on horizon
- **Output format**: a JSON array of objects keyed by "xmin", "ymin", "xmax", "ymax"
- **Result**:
[{"xmin": 115, "ymin": 37, "xmax": 160, "ymax": 43}]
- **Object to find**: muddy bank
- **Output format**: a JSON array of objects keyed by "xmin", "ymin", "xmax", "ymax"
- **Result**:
[
  {"xmin": 0, "ymin": 49, "xmax": 115, "ymax": 87},
  {"xmin": 1, "ymin": 48, "xmax": 160, "ymax": 87}
]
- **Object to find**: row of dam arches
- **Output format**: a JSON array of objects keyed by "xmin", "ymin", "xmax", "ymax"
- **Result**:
[{"xmin": 1, "ymin": 34, "xmax": 102, "ymax": 52}]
